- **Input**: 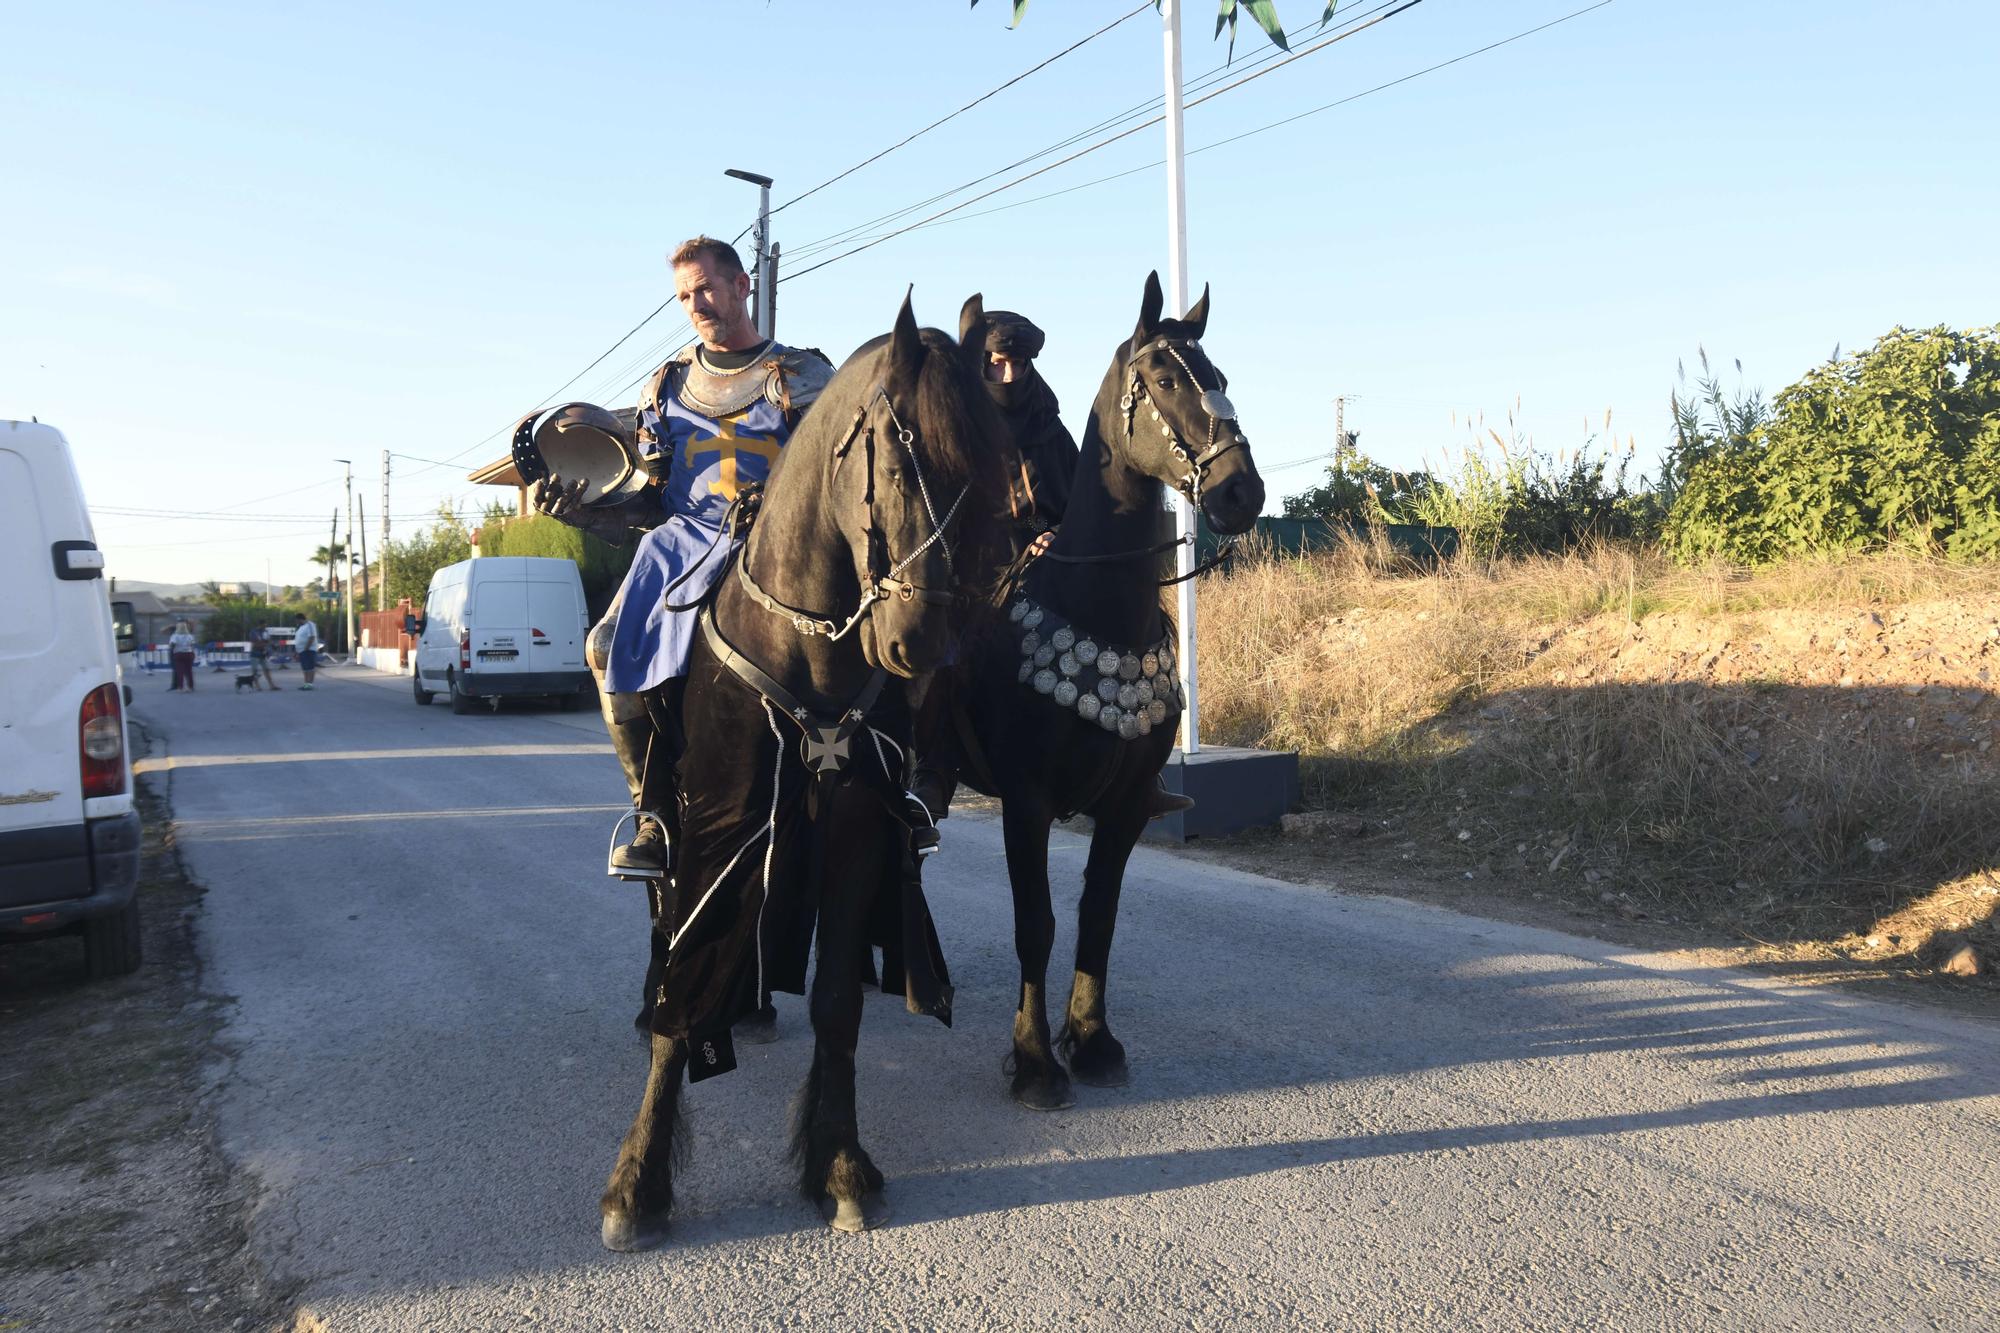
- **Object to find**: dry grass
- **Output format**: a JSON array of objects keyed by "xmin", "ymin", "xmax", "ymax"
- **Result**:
[{"xmin": 1194, "ymin": 539, "xmax": 2000, "ymax": 960}]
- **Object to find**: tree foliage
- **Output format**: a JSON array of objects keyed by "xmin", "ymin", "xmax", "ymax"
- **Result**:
[
  {"xmin": 1665, "ymin": 326, "xmax": 2000, "ymax": 563},
  {"xmin": 972, "ymin": 1, "xmax": 1339, "ymax": 54},
  {"xmin": 1281, "ymin": 452, "xmax": 1434, "ymax": 524},
  {"xmin": 479, "ymin": 513, "xmax": 636, "ymax": 612},
  {"xmin": 381, "ymin": 503, "xmax": 472, "ymax": 605}
]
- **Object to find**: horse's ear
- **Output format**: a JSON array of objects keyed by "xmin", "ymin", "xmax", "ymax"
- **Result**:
[
  {"xmin": 1135, "ymin": 270, "xmax": 1164, "ymax": 345},
  {"xmin": 889, "ymin": 287, "xmax": 922, "ymax": 380},
  {"xmin": 1183, "ymin": 283, "xmax": 1210, "ymax": 337},
  {"xmin": 958, "ymin": 292, "xmax": 986, "ymax": 346}
]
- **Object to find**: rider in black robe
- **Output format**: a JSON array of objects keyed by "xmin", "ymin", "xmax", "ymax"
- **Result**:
[
  {"xmin": 980, "ymin": 310, "xmax": 1078, "ymax": 541},
  {"xmin": 909, "ymin": 310, "xmax": 1190, "ymax": 820}
]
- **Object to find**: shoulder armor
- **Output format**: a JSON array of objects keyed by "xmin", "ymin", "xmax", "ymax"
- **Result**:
[
  {"xmin": 766, "ymin": 343, "xmax": 835, "ymax": 415},
  {"xmin": 639, "ymin": 353, "xmax": 693, "ymax": 417}
]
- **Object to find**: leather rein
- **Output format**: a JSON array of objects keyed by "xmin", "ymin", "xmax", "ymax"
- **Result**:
[{"xmin": 734, "ymin": 385, "xmax": 970, "ymax": 642}]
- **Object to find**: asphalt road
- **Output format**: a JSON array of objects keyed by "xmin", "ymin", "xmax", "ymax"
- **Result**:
[{"xmin": 135, "ymin": 662, "xmax": 2000, "ymax": 1330}]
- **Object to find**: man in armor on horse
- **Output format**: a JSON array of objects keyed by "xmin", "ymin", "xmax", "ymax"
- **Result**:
[{"xmin": 530, "ymin": 235, "xmax": 833, "ymax": 876}]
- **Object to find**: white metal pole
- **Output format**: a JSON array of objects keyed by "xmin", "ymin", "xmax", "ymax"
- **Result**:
[{"xmin": 1162, "ymin": 0, "xmax": 1199, "ymax": 754}]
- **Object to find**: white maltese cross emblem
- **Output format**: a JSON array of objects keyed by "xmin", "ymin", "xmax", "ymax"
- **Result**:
[{"xmin": 802, "ymin": 725, "xmax": 850, "ymax": 773}]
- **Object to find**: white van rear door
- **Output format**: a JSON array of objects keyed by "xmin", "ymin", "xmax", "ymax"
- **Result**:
[
  {"xmin": 470, "ymin": 568, "xmax": 533, "ymax": 675},
  {"xmin": 526, "ymin": 567, "xmax": 586, "ymax": 669},
  {"xmin": 0, "ymin": 435, "xmax": 92, "ymax": 836}
]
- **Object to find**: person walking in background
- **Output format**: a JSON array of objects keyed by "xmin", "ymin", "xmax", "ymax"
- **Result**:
[
  {"xmin": 293, "ymin": 612, "xmax": 320, "ymax": 690},
  {"xmin": 167, "ymin": 620, "xmax": 197, "ymax": 692},
  {"xmin": 248, "ymin": 624, "xmax": 278, "ymax": 690}
]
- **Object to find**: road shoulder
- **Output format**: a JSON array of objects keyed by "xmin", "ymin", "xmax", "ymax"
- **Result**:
[{"xmin": 0, "ymin": 724, "xmax": 294, "ymax": 1331}]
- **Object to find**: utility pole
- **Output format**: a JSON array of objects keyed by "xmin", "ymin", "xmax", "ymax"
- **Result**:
[
  {"xmin": 336, "ymin": 459, "xmax": 356, "ymax": 658},
  {"xmin": 724, "ymin": 168, "xmax": 775, "ymax": 338},
  {"xmin": 766, "ymin": 242, "xmax": 780, "ymax": 340},
  {"xmin": 357, "ymin": 495, "xmax": 370, "ymax": 614},
  {"xmin": 380, "ymin": 449, "xmax": 392, "ymax": 611},
  {"xmin": 327, "ymin": 510, "xmax": 339, "ymax": 609},
  {"xmin": 1161, "ymin": 0, "xmax": 1199, "ymax": 754}
]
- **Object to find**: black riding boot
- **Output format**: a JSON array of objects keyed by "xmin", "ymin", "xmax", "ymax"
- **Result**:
[
  {"xmin": 608, "ymin": 711, "xmax": 668, "ymax": 875},
  {"xmin": 909, "ymin": 763, "xmax": 958, "ymax": 823}
]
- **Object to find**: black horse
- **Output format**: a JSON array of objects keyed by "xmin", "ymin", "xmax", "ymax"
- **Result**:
[
  {"xmin": 599, "ymin": 295, "xmax": 1019, "ymax": 1248},
  {"xmin": 945, "ymin": 273, "xmax": 1265, "ymax": 1110}
]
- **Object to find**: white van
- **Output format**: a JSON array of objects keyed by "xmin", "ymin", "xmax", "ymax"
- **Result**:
[
  {"xmin": 0, "ymin": 421, "xmax": 143, "ymax": 977},
  {"xmin": 410, "ymin": 556, "xmax": 591, "ymax": 714}
]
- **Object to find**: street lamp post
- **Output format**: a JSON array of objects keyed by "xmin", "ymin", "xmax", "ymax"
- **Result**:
[{"xmin": 724, "ymin": 168, "xmax": 776, "ymax": 338}]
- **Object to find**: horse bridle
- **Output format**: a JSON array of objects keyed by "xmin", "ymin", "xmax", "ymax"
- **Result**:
[
  {"xmin": 736, "ymin": 385, "xmax": 971, "ymax": 642},
  {"xmin": 1120, "ymin": 335, "xmax": 1250, "ymax": 507}
]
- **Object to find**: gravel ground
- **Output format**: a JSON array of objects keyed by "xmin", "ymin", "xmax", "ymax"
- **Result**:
[{"xmin": 0, "ymin": 725, "xmax": 292, "ymax": 1333}]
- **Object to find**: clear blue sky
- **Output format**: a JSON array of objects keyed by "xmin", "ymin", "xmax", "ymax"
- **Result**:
[{"xmin": 5, "ymin": 0, "xmax": 1994, "ymax": 586}]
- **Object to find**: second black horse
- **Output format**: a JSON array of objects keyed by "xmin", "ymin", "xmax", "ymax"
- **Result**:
[{"xmin": 944, "ymin": 272, "xmax": 1265, "ymax": 1109}]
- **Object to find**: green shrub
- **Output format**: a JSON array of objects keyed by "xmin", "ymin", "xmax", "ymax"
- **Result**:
[
  {"xmin": 1665, "ymin": 325, "xmax": 2000, "ymax": 563},
  {"xmin": 1281, "ymin": 453, "xmax": 1437, "ymax": 525},
  {"xmin": 1405, "ymin": 418, "xmax": 1652, "ymax": 563},
  {"xmin": 480, "ymin": 513, "xmax": 635, "ymax": 608}
]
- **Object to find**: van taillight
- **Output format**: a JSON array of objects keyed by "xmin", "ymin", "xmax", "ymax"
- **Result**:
[
  {"xmin": 80, "ymin": 683, "xmax": 126, "ymax": 799},
  {"xmin": 459, "ymin": 629, "xmax": 471, "ymax": 671}
]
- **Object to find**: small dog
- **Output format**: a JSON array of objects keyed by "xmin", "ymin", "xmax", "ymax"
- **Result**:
[{"xmin": 235, "ymin": 672, "xmax": 260, "ymax": 692}]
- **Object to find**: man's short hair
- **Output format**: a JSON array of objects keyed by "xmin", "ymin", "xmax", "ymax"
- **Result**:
[
  {"xmin": 670, "ymin": 236, "xmax": 747, "ymax": 279},
  {"xmin": 293, "ymin": 613, "xmax": 306, "ymax": 622}
]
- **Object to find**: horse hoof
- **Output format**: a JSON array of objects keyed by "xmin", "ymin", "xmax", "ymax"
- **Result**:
[
  {"xmin": 600, "ymin": 1208, "xmax": 670, "ymax": 1252},
  {"xmin": 1010, "ymin": 1077, "xmax": 1075, "ymax": 1112},
  {"xmin": 1070, "ymin": 1058, "xmax": 1129, "ymax": 1088},
  {"xmin": 736, "ymin": 1006, "xmax": 779, "ymax": 1046},
  {"xmin": 821, "ymin": 1192, "xmax": 888, "ymax": 1233},
  {"xmin": 1065, "ymin": 1034, "xmax": 1130, "ymax": 1087}
]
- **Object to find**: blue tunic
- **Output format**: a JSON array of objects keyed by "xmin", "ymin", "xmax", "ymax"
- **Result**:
[{"xmin": 603, "ymin": 374, "xmax": 796, "ymax": 694}]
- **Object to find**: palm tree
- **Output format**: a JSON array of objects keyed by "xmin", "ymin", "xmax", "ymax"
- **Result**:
[{"xmin": 312, "ymin": 541, "xmax": 349, "ymax": 591}]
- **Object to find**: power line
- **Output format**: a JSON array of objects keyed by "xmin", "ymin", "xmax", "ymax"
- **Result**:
[
  {"xmin": 416, "ymin": 9, "xmax": 1152, "ymax": 483},
  {"xmin": 770, "ymin": 2, "xmax": 1153, "ymax": 221},
  {"xmin": 825, "ymin": 0, "xmax": 1617, "ymax": 246},
  {"xmin": 96, "ymin": 506, "xmax": 439, "ymax": 523},
  {"xmin": 110, "ymin": 527, "xmax": 337, "ymax": 548},
  {"xmin": 782, "ymin": 0, "xmax": 1427, "ymax": 286},
  {"xmin": 523, "ymin": 300, "xmax": 675, "ymax": 415},
  {"xmin": 777, "ymin": 2, "xmax": 1402, "ymax": 265}
]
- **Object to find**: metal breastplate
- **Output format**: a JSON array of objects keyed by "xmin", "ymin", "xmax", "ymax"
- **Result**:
[{"xmin": 659, "ymin": 343, "xmax": 835, "ymax": 420}]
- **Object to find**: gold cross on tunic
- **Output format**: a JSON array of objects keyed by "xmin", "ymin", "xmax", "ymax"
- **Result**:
[{"xmin": 689, "ymin": 418, "xmax": 781, "ymax": 500}]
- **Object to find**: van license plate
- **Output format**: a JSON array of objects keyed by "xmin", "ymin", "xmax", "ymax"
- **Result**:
[{"xmin": 478, "ymin": 649, "xmax": 518, "ymax": 659}]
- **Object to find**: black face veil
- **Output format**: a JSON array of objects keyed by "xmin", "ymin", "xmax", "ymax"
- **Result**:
[{"xmin": 981, "ymin": 310, "xmax": 1048, "ymax": 412}]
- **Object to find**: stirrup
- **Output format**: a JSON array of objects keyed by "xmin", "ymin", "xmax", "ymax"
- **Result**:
[
  {"xmin": 902, "ymin": 791, "xmax": 941, "ymax": 859},
  {"xmin": 605, "ymin": 809, "xmax": 670, "ymax": 881}
]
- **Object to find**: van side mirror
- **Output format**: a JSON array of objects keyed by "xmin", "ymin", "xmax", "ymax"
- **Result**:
[
  {"xmin": 404, "ymin": 613, "xmax": 423, "ymax": 636},
  {"xmin": 110, "ymin": 600, "xmax": 137, "ymax": 654}
]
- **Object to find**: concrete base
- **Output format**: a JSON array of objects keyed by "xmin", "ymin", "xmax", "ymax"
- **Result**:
[
  {"xmin": 1144, "ymin": 745, "xmax": 1299, "ymax": 843},
  {"xmin": 356, "ymin": 646, "xmax": 408, "ymax": 675}
]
